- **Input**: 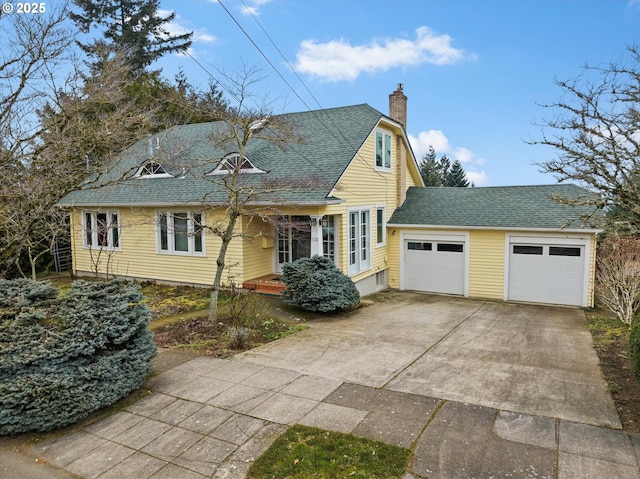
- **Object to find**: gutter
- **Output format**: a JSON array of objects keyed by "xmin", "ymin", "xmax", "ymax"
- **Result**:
[
  {"xmin": 387, "ymin": 223, "xmax": 603, "ymax": 234},
  {"xmin": 57, "ymin": 198, "xmax": 345, "ymax": 208}
]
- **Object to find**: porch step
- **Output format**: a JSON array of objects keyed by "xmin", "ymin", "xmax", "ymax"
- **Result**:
[{"xmin": 242, "ymin": 275, "xmax": 287, "ymax": 296}]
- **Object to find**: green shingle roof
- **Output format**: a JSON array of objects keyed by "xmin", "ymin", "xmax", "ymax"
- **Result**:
[
  {"xmin": 59, "ymin": 104, "xmax": 384, "ymax": 207},
  {"xmin": 388, "ymin": 184, "xmax": 604, "ymax": 231}
]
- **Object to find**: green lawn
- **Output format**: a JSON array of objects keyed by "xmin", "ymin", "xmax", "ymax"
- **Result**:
[{"xmin": 247, "ymin": 425, "xmax": 411, "ymax": 479}]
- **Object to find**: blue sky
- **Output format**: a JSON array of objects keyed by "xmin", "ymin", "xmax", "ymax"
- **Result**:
[{"xmin": 106, "ymin": 1, "xmax": 640, "ymax": 185}]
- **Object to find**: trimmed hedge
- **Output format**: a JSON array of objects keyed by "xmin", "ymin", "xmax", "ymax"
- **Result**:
[
  {"xmin": 281, "ymin": 256, "xmax": 360, "ymax": 312},
  {"xmin": 0, "ymin": 279, "xmax": 156, "ymax": 435}
]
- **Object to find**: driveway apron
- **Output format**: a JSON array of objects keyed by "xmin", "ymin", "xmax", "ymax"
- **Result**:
[
  {"xmin": 235, "ymin": 294, "xmax": 483, "ymax": 388},
  {"xmin": 236, "ymin": 293, "xmax": 620, "ymax": 428}
]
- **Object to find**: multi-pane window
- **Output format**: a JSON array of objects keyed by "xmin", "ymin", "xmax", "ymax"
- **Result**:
[
  {"xmin": 348, "ymin": 208, "xmax": 371, "ymax": 275},
  {"xmin": 83, "ymin": 211, "xmax": 120, "ymax": 250},
  {"xmin": 375, "ymin": 131, "xmax": 392, "ymax": 170},
  {"xmin": 322, "ymin": 216, "xmax": 335, "ymax": 262},
  {"xmin": 135, "ymin": 160, "xmax": 172, "ymax": 178},
  {"xmin": 376, "ymin": 206, "xmax": 386, "ymax": 246},
  {"xmin": 207, "ymin": 154, "xmax": 265, "ymax": 175},
  {"xmin": 157, "ymin": 212, "xmax": 204, "ymax": 255}
]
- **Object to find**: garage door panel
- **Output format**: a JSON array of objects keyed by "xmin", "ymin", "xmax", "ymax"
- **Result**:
[
  {"xmin": 508, "ymin": 242, "xmax": 585, "ymax": 306},
  {"xmin": 405, "ymin": 240, "xmax": 465, "ymax": 295}
]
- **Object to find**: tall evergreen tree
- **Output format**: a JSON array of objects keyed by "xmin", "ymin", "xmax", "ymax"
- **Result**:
[
  {"xmin": 418, "ymin": 147, "xmax": 472, "ymax": 187},
  {"xmin": 70, "ymin": 0, "xmax": 192, "ymax": 72},
  {"xmin": 445, "ymin": 159, "xmax": 471, "ymax": 187},
  {"xmin": 419, "ymin": 146, "xmax": 442, "ymax": 186}
]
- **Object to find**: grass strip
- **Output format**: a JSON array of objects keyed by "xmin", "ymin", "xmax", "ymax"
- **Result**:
[{"xmin": 247, "ymin": 424, "xmax": 411, "ymax": 479}]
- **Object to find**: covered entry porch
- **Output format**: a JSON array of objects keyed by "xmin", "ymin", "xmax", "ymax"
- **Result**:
[{"xmin": 242, "ymin": 214, "xmax": 337, "ymax": 296}]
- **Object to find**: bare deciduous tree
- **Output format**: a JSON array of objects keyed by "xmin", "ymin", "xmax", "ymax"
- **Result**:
[
  {"xmin": 0, "ymin": 45, "xmax": 159, "ymax": 278},
  {"xmin": 0, "ymin": 3, "xmax": 71, "ymax": 166},
  {"xmin": 202, "ymin": 66, "xmax": 323, "ymax": 322},
  {"xmin": 530, "ymin": 45, "xmax": 640, "ymax": 232},
  {"xmin": 0, "ymin": 3, "xmax": 73, "ymax": 277},
  {"xmin": 596, "ymin": 237, "xmax": 640, "ymax": 325}
]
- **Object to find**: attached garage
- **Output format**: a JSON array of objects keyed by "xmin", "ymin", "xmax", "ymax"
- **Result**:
[
  {"xmin": 506, "ymin": 236, "xmax": 588, "ymax": 306},
  {"xmin": 388, "ymin": 185, "xmax": 603, "ymax": 307},
  {"xmin": 403, "ymin": 234, "xmax": 467, "ymax": 295}
]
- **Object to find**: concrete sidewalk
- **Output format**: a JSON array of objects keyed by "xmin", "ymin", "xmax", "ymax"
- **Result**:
[
  {"xmin": 22, "ymin": 356, "xmax": 640, "ymax": 479},
  {"xmin": 6, "ymin": 294, "xmax": 640, "ymax": 478}
]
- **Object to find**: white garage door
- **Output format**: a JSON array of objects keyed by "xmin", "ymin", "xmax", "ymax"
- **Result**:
[
  {"xmin": 508, "ymin": 240, "xmax": 586, "ymax": 306},
  {"xmin": 404, "ymin": 239, "xmax": 465, "ymax": 295}
]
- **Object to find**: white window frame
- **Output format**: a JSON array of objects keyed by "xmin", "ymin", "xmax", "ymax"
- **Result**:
[
  {"xmin": 348, "ymin": 207, "xmax": 371, "ymax": 276},
  {"xmin": 156, "ymin": 211, "xmax": 205, "ymax": 256},
  {"xmin": 207, "ymin": 153, "xmax": 265, "ymax": 175},
  {"xmin": 376, "ymin": 205, "xmax": 386, "ymax": 247},
  {"xmin": 134, "ymin": 160, "xmax": 173, "ymax": 179},
  {"xmin": 374, "ymin": 130, "xmax": 392, "ymax": 171},
  {"xmin": 82, "ymin": 210, "xmax": 121, "ymax": 251}
]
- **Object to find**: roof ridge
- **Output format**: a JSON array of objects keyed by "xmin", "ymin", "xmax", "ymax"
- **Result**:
[{"xmin": 417, "ymin": 183, "xmax": 583, "ymax": 190}]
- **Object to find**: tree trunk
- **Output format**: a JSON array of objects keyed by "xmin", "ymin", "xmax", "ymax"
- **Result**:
[
  {"xmin": 208, "ymin": 213, "xmax": 239, "ymax": 324},
  {"xmin": 28, "ymin": 246, "xmax": 37, "ymax": 281}
]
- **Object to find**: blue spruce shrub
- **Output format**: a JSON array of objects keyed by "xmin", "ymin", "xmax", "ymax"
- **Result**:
[
  {"xmin": 0, "ymin": 279, "xmax": 156, "ymax": 435},
  {"xmin": 281, "ymin": 255, "xmax": 360, "ymax": 312}
]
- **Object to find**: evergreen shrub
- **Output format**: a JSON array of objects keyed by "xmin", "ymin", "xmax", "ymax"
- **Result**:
[
  {"xmin": 0, "ymin": 279, "xmax": 156, "ymax": 435},
  {"xmin": 281, "ymin": 255, "xmax": 360, "ymax": 312}
]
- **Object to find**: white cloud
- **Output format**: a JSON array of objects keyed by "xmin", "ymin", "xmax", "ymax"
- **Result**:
[
  {"xmin": 295, "ymin": 26, "xmax": 469, "ymax": 82},
  {"xmin": 240, "ymin": 0, "xmax": 273, "ymax": 15},
  {"xmin": 409, "ymin": 130, "xmax": 450, "ymax": 154},
  {"xmin": 466, "ymin": 170, "xmax": 488, "ymax": 186},
  {"xmin": 409, "ymin": 129, "xmax": 488, "ymax": 185}
]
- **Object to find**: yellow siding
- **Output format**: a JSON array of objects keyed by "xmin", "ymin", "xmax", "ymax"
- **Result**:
[
  {"xmin": 71, "ymin": 208, "xmax": 242, "ymax": 286},
  {"xmin": 387, "ymin": 227, "xmax": 401, "ymax": 288},
  {"xmin": 324, "ymin": 121, "xmax": 414, "ymax": 285},
  {"xmin": 468, "ymin": 230, "xmax": 505, "ymax": 300},
  {"xmin": 587, "ymin": 234, "xmax": 597, "ymax": 307},
  {"xmin": 241, "ymin": 216, "xmax": 275, "ymax": 281}
]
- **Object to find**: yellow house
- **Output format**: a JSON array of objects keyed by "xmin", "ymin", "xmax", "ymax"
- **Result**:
[
  {"xmin": 59, "ymin": 85, "xmax": 602, "ymax": 306},
  {"xmin": 59, "ymin": 85, "xmax": 422, "ymax": 297}
]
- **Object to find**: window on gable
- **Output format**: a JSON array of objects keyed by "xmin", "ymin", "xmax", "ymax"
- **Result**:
[
  {"xmin": 207, "ymin": 154, "xmax": 265, "ymax": 175},
  {"xmin": 135, "ymin": 160, "xmax": 173, "ymax": 178},
  {"xmin": 83, "ymin": 211, "xmax": 120, "ymax": 250},
  {"xmin": 375, "ymin": 131, "xmax": 392, "ymax": 170},
  {"xmin": 157, "ymin": 211, "xmax": 205, "ymax": 256}
]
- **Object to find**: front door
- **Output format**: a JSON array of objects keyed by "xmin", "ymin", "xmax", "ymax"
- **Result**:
[{"xmin": 276, "ymin": 216, "xmax": 311, "ymax": 272}]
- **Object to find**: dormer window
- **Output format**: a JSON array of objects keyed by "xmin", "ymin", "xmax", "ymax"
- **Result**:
[
  {"xmin": 135, "ymin": 160, "xmax": 173, "ymax": 179},
  {"xmin": 207, "ymin": 153, "xmax": 265, "ymax": 175}
]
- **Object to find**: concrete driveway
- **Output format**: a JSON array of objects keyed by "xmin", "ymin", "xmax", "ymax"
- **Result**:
[
  {"xmin": 235, "ymin": 291, "xmax": 620, "ymax": 429},
  {"xmin": 22, "ymin": 291, "xmax": 639, "ymax": 479}
]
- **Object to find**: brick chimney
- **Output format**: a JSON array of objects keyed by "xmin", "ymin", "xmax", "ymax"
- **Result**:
[
  {"xmin": 389, "ymin": 83, "xmax": 407, "ymax": 129},
  {"xmin": 389, "ymin": 84, "xmax": 408, "ymax": 205}
]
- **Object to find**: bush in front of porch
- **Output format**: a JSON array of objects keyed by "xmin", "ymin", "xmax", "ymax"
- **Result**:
[{"xmin": 281, "ymin": 255, "xmax": 360, "ymax": 312}]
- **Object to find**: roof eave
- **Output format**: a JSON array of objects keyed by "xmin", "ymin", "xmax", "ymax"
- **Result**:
[
  {"xmin": 58, "ymin": 198, "xmax": 345, "ymax": 209},
  {"xmin": 386, "ymin": 223, "xmax": 603, "ymax": 234}
]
